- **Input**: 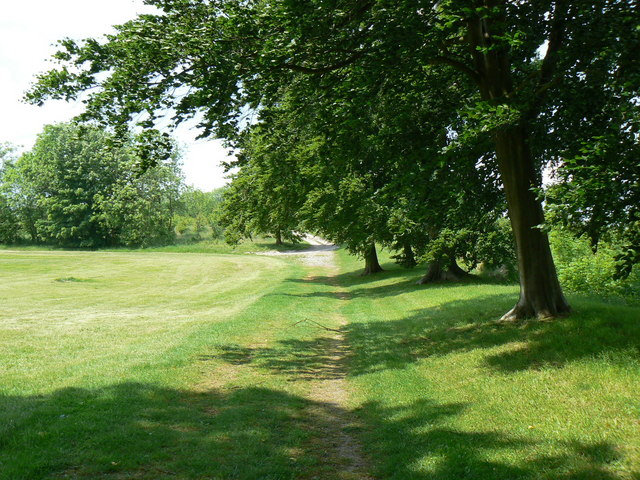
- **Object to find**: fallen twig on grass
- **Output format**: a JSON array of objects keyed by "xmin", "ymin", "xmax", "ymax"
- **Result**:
[{"xmin": 293, "ymin": 318, "xmax": 342, "ymax": 332}]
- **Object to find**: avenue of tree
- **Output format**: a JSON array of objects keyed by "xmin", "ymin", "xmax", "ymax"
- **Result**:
[{"xmin": 26, "ymin": 0, "xmax": 639, "ymax": 319}]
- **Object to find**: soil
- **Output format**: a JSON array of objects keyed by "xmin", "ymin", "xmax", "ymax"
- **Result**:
[
  {"xmin": 300, "ymin": 242, "xmax": 373, "ymax": 479},
  {"xmin": 255, "ymin": 235, "xmax": 339, "ymax": 267},
  {"xmin": 261, "ymin": 237, "xmax": 372, "ymax": 478}
]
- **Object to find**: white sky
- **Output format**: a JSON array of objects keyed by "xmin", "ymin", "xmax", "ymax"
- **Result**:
[{"xmin": 0, "ymin": 0, "xmax": 231, "ymax": 191}]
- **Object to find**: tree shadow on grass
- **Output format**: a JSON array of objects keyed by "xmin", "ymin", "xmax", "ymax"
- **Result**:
[
  {"xmin": 289, "ymin": 262, "xmax": 417, "ymax": 288},
  {"xmin": 344, "ymin": 293, "xmax": 640, "ymax": 375},
  {"xmin": 200, "ymin": 334, "xmax": 348, "ymax": 381},
  {"xmin": 0, "ymin": 383, "xmax": 352, "ymax": 479},
  {"xmin": 206, "ymin": 289, "xmax": 511, "ymax": 381},
  {"xmin": 282, "ymin": 261, "xmax": 514, "ymax": 301},
  {"xmin": 0, "ymin": 383, "xmax": 630, "ymax": 480},
  {"xmin": 357, "ymin": 398, "xmax": 628, "ymax": 480},
  {"xmin": 203, "ymin": 294, "xmax": 511, "ymax": 381},
  {"xmin": 209, "ymin": 290, "xmax": 640, "ymax": 379}
]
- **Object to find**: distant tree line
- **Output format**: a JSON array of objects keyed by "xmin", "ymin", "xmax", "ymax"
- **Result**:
[
  {"xmin": 0, "ymin": 123, "xmax": 183, "ymax": 248},
  {"xmin": 174, "ymin": 187, "xmax": 226, "ymax": 241}
]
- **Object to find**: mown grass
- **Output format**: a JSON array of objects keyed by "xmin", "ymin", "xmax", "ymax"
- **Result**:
[
  {"xmin": 142, "ymin": 237, "xmax": 310, "ymax": 255},
  {"xmin": 0, "ymin": 236, "xmax": 309, "ymax": 256},
  {"xmin": 0, "ymin": 248, "xmax": 342, "ymax": 479},
  {"xmin": 334, "ymin": 250, "xmax": 640, "ymax": 480},
  {"xmin": 1, "ymin": 246, "xmax": 638, "ymax": 479}
]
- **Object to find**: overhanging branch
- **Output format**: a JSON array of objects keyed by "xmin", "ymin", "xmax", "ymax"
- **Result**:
[
  {"xmin": 278, "ymin": 52, "xmax": 364, "ymax": 75},
  {"xmin": 430, "ymin": 56, "xmax": 481, "ymax": 85}
]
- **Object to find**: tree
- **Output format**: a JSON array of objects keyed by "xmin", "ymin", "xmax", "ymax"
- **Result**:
[
  {"xmin": 220, "ymin": 122, "xmax": 307, "ymax": 246},
  {"xmin": 541, "ymin": 32, "xmax": 640, "ymax": 279},
  {"xmin": 95, "ymin": 152, "xmax": 184, "ymax": 247},
  {"xmin": 2, "ymin": 123, "xmax": 184, "ymax": 248},
  {"xmin": 226, "ymin": 62, "xmax": 509, "ymax": 278},
  {"xmin": 27, "ymin": 0, "xmax": 638, "ymax": 318},
  {"xmin": 0, "ymin": 143, "xmax": 17, "ymax": 165},
  {"xmin": 0, "ymin": 144, "xmax": 20, "ymax": 244},
  {"xmin": 1, "ymin": 159, "xmax": 43, "ymax": 242},
  {"xmin": 15, "ymin": 124, "xmax": 124, "ymax": 247},
  {"xmin": 176, "ymin": 187, "xmax": 226, "ymax": 240}
]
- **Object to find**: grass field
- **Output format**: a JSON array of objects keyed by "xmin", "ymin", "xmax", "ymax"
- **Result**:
[{"xmin": 1, "ymin": 245, "xmax": 638, "ymax": 479}]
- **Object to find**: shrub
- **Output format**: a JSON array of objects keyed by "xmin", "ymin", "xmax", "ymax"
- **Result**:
[{"xmin": 550, "ymin": 229, "xmax": 639, "ymax": 302}]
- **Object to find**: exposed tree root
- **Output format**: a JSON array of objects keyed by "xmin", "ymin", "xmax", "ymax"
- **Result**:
[
  {"xmin": 500, "ymin": 300, "xmax": 571, "ymax": 322},
  {"xmin": 416, "ymin": 260, "xmax": 472, "ymax": 284}
]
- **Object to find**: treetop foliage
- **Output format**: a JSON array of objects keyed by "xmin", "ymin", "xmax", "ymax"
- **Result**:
[
  {"xmin": 26, "ymin": 1, "xmax": 638, "ymax": 138},
  {"xmin": 0, "ymin": 123, "xmax": 184, "ymax": 248},
  {"xmin": 24, "ymin": 0, "xmax": 640, "ymax": 314}
]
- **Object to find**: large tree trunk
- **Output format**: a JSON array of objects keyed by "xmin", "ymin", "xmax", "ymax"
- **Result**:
[
  {"xmin": 493, "ymin": 127, "xmax": 570, "ymax": 320},
  {"xmin": 362, "ymin": 243, "xmax": 383, "ymax": 276},
  {"xmin": 448, "ymin": 259, "xmax": 472, "ymax": 279},
  {"xmin": 417, "ymin": 260, "xmax": 444, "ymax": 284},
  {"xmin": 465, "ymin": 13, "xmax": 570, "ymax": 320},
  {"xmin": 417, "ymin": 259, "xmax": 471, "ymax": 284},
  {"xmin": 274, "ymin": 229, "xmax": 283, "ymax": 246}
]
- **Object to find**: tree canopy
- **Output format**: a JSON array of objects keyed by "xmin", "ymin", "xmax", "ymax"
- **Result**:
[
  {"xmin": 27, "ymin": 0, "xmax": 639, "ymax": 318},
  {"xmin": 0, "ymin": 123, "xmax": 184, "ymax": 248}
]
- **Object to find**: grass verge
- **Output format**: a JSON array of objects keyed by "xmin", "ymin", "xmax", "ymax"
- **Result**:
[
  {"xmin": 0, "ymin": 236, "xmax": 309, "ymax": 256},
  {"xmin": 0, "ymin": 248, "xmax": 350, "ymax": 479},
  {"xmin": 336, "ymin": 250, "xmax": 640, "ymax": 479}
]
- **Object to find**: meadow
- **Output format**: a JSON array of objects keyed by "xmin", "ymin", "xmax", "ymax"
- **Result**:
[{"xmin": 1, "ymin": 244, "xmax": 638, "ymax": 479}]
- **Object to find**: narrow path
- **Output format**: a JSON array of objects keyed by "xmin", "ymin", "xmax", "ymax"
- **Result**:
[
  {"xmin": 196, "ymin": 240, "xmax": 373, "ymax": 478},
  {"xmin": 292, "ymin": 241, "xmax": 373, "ymax": 479},
  {"xmin": 255, "ymin": 235, "xmax": 339, "ymax": 267},
  {"xmin": 303, "ymin": 286, "xmax": 373, "ymax": 480}
]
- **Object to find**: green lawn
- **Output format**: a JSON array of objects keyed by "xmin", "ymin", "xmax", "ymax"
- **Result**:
[
  {"xmin": 1, "ymin": 247, "xmax": 638, "ymax": 479},
  {"xmin": 336, "ymin": 252, "xmax": 640, "ymax": 479}
]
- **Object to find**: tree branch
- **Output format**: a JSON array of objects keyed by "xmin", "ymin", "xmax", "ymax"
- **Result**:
[
  {"xmin": 341, "ymin": 0, "xmax": 375, "ymax": 27},
  {"xmin": 278, "ymin": 52, "xmax": 364, "ymax": 75},
  {"xmin": 429, "ymin": 56, "xmax": 481, "ymax": 85},
  {"xmin": 535, "ymin": 0, "xmax": 570, "ymax": 97},
  {"xmin": 293, "ymin": 318, "xmax": 341, "ymax": 332}
]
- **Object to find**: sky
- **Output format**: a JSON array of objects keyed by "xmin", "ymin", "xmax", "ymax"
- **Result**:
[{"xmin": 0, "ymin": 0, "xmax": 231, "ymax": 191}]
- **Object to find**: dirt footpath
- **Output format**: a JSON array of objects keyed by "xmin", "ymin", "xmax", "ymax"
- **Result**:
[
  {"xmin": 255, "ymin": 235, "xmax": 339, "ymax": 267},
  {"xmin": 257, "ymin": 236, "xmax": 373, "ymax": 478}
]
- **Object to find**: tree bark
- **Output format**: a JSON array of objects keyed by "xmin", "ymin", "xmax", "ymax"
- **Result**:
[
  {"xmin": 417, "ymin": 259, "xmax": 471, "ymax": 284},
  {"xmin": 417, "ymin": 260, "xmax": 444, "ymax": 284},
  {"xmin": 275, "ymin": 229, "xmax": 283, "ymax": 246},
  {"xmin": 403, "ymin": 242, "xmax": 417, "ymax": 268},
  {"xmin": 448, "ymin": 259, "xmax": 472, "ymax": 279},
  {"xmin": 493, "ymin": 127, "xmax": 570, "ymax": 320},
  {"xmin": 362, "ymin": 243, "xmax": 383, "ymax": 275},
  {"xmin": 464, "ymin": 13, "xmax": 570, "ymax": 320}
]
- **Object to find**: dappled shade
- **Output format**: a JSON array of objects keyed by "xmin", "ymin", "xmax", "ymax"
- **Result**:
[{"xmin": 1, "ymin": 382, "xmax": 630, "ymax": 479}]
